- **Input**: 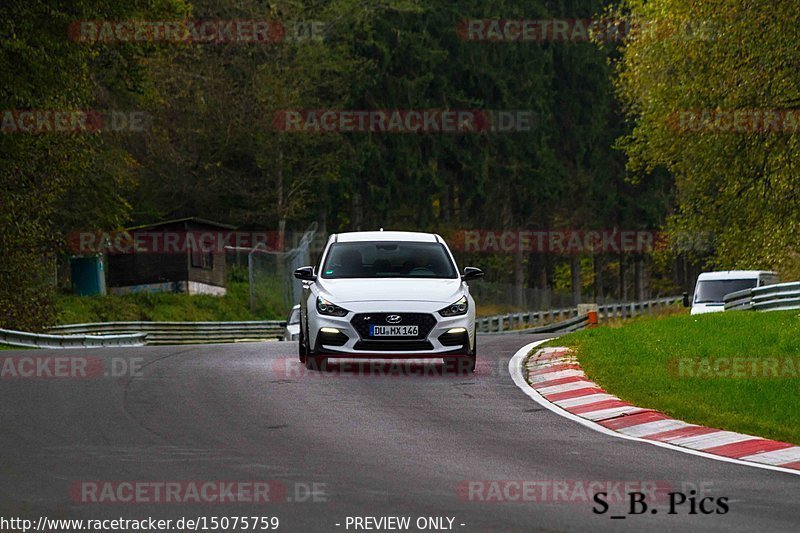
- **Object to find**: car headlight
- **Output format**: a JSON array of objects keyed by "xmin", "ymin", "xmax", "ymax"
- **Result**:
[
  {"xmin": 439, "ymin": 296, "xmax": 468, "ymax": 317},
  {"xmin": 316, "ymin": 296, "xmax": 349, "ymax": 317}
]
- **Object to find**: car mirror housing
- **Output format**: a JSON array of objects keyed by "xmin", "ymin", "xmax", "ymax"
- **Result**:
[
  {"xmin": 294, "ymin": 266, "xmax": 316, "ymax": 281},
  {"xmin": 462, "ymin": 267, "xmax": 484, "ymax": 281}
]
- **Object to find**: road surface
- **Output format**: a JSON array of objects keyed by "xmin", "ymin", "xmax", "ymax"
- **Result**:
[{"xmin": 0, "ymin": 336, "xmax": 797, "ymax": 532}]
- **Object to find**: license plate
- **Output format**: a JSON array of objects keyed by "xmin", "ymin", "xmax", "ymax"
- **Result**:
[{"xmin": 370, "ymin": 325, "xmax": 419, "ymax": 337}]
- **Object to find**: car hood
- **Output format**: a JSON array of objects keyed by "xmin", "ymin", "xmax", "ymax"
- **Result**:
[{"xmin": 318, "ymin": 278, "xmax": 463, "ymax": 304}]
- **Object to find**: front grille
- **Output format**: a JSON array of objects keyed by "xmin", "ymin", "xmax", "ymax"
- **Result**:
[
  {"xmin": 350, "ymin": 313, "xmax": 437, "ymax": 340},
  {"xmin": 353, "ymin": 340, "xmax": 434, "ymax": 351}
]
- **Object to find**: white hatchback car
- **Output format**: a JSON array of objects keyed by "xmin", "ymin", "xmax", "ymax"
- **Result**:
[
  {"xmin": 283, "ymin": 304, "xmax": 300, "ymax": 341},
  {"xmin": 294, "ymin": 231, "xmax": 483, "ymax": 372}
]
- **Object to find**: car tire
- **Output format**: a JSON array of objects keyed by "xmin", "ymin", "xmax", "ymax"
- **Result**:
[
  {"xmin": 298, "ymin": 324, "xmax": 308, "ymax": 363},
  {"xmin": 464, "ymin": 355, "xmax": 477, "ymax": 373},
  {"xmin": 305, "ymin": 355, "xmax": 327, "ymax": 370}
]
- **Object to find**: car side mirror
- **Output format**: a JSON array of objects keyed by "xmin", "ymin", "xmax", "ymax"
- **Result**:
[
  {"xmin": 682, "ymin": 292, "xmax": 690, "ymax": 308},
  {"xmin": 462, "ymin": 267, "xmax": 484, "ymax": 281},
  {"xmin": 294, "ymin": 266, "xmax": 316, "ymax": 281}
]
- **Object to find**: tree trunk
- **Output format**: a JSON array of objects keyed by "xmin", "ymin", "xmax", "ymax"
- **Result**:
[
  {"xmin": 352, "ymin": 191, "xmax": 363, "ymax": 231},
  {"xmin": 570, "ymin": 255, "xmax": 581, "ymax": 306},
  {"xmin": 594, "ymin": 254, "xmax": 603, "ymax": 302},
  {"xmin": 277, "ymin": 148, "xmax": 286, "ymax": 252},
  {"xmin": 635, "ymin": 255, "xmax": 647, "ymax": 301},
  {"xmin": 544, "ymin": 255, "xmax": 553, "ymax": 309},
  {"xmin": 513, "ymin": 248, "xmax": 524, "ymax": 308}
]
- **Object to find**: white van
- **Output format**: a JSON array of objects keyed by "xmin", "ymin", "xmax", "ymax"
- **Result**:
[{"xmin": 689, "ymin": 270, "xmax": 779, "ymax": 315}]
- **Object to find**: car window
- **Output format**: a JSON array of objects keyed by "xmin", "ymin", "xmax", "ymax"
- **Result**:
[
  {"xmin": 695, "ymin": 279, "xmax": 758, "ymax": 303},
  {"xmin": 321, "ymin": 241, "xmax": 457, "ymax": 279}
]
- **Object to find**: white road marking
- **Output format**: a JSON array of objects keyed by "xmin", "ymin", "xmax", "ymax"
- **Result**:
[
  {"xmin": 529, "ymin": 369, "xmax": 585, "ymax": 383},
  {"xmin": 581, "ymin": 406, "xmax": 647, "ymax": 421},
  {"xmin": 670, "ymin": 431, "xmax": 756, "ymax": 449},
  {"xmin": 617, "ymin": 419, "xmax": 693, "ymax": 438},
  {"xmin": 536, "ymin": 380, "xmax": 598, "ymax": 395},
  {"xmin": 553, "ymin": 393, "xmax": 618, "ymax": 408},
  {"xmin": 739, "ymin": 447, "xmax": 800, "ymax": 465}
]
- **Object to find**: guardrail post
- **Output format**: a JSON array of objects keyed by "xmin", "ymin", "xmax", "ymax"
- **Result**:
[{"xmin": 577, "ymin": 304, "xmax": 599, "ymax": 328}]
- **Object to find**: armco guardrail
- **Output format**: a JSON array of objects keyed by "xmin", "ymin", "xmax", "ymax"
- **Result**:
[
  {"xmin": 0, "ymin": 328, "xmax": 147, "ymax": 349},
  {"xmin": 724, "ymin": 282, "xmax": 800, "ymax": 312},
  {"xmin": 477, "ymin": 296, "xmax": 681, "ymax": 334},
  {"xmin": 47, "ymin": 320, "xmax": 285, "ymax": 345},
  {"xmin": 481, "ymin": 313, "xmax": 590, "ymax": 335},
  {"xmin": 723, "ymin": 287, "xmax": 755, "ymax": 311}
]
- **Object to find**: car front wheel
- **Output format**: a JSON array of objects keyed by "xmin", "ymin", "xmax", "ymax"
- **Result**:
[
  {"xmin": 298, "ymin": 326, "xmax": 308, "ymax": 363},
  {"xmin": 305, "ymin": 355, "xmax": 327, "ymax": 370}
]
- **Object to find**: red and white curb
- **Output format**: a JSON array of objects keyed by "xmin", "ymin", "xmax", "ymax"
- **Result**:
[{"xmin": 509, "ymin": 340, "xmax": 800, "ymax": 476}]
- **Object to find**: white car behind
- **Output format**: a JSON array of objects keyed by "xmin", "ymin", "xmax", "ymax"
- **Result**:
[
  {"xmin": 690, "ymin": 270, "xmax": 779, "ymax": 315},
  {"xmin": 283, "ymin": 304, "xmax": 300, "ymax": 341}
]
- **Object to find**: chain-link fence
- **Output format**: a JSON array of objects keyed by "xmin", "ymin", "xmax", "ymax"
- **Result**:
[{"xmin": 225, "ymin": 223, "xmax": 317, "ymax": 317}]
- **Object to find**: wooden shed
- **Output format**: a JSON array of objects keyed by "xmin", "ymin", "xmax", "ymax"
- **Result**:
[{"xmin": 106, "ymin": 217, "xmax": 233, "ymax": 296}]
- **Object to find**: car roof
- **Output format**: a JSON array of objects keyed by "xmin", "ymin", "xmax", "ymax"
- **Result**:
[
  {"xmin": 697, "ymin": 270, "xmax": 777, "ymax": 281},
  {"xmin": 334, "ymin": 231, "xmax": 439, "ymax": 243}
]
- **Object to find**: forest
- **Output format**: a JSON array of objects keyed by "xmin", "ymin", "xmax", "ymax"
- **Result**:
[{"xmin": 2, "ymin": 0, "xmax": 798, "ymax": 329}]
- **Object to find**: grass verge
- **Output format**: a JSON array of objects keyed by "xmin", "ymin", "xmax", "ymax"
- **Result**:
[
  {"xmin": 54, "ymin": 279, "xmax": 285, "ymax": 324},
  {"xmin": 551, "ymin": 310, "xmax": 800, "ymax": 445}
]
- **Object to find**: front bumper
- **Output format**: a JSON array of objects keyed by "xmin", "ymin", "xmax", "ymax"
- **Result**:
[{"xmin": 310, "ymin": 308, "xmax": 474, "ymax": 358}]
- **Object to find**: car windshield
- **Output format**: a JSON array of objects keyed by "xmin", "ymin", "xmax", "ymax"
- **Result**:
[
  {"xmin": 321, "ymin": 241, "xmax": 457, "ymax": 279},
  {"xmin": 695, "ymin": 279, "xmax": 758, "ymax": 304}
]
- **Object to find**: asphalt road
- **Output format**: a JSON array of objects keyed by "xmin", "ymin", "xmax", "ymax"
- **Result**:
[{"xmin": 0, "ymin": 335, "xmax": 798, "ymax": 532}]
